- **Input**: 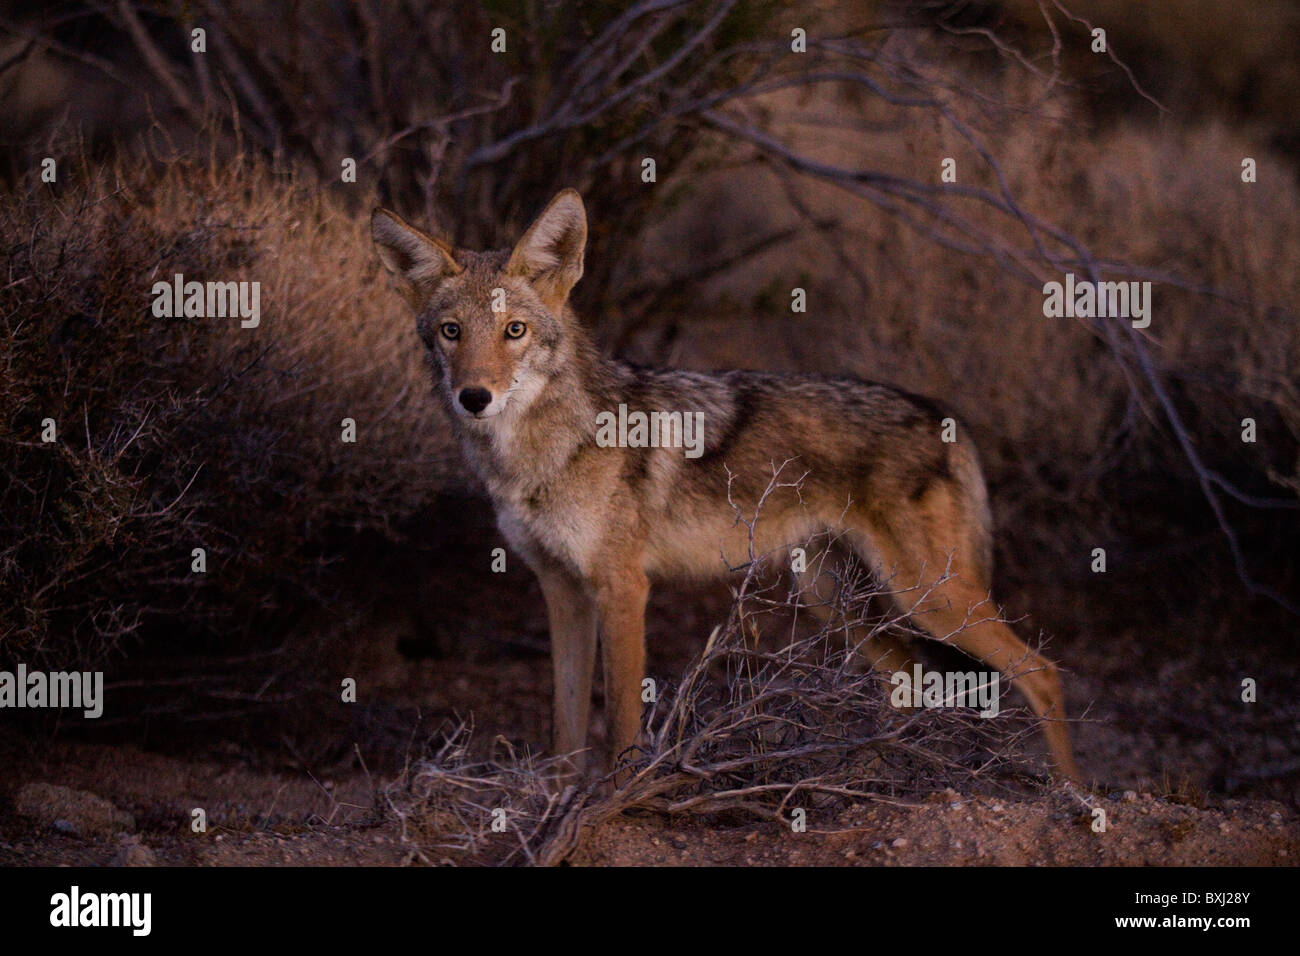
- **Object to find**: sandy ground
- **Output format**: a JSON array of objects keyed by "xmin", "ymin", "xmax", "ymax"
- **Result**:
[{"xmin": 1, "ymin": 733, "xmax": 1295, "ymax": 866}]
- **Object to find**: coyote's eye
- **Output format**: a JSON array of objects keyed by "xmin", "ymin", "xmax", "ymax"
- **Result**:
[
  {"xmin": 505, "ymin": 321, "xmax": 526, "ymax": 339},
  {"xmin": 440, "ymin": 322, "xmax": 460, "ymax": 341}
]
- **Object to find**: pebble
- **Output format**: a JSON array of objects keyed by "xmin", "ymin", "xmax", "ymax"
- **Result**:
[{"xmin": 112, "ymin": 835, "xmax": 157, "ymax": 867}]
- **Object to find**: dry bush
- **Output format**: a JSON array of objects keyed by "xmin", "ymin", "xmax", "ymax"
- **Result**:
[
  {"xmin": 0, "ymin": 149, "xmax": 450, "ymax": 666},
  {"xmin": 0, "ymin": 0, "xmax": 786, "ymax": 315}
]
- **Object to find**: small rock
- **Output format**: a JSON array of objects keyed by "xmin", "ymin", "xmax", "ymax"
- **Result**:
[
  {"xmin": 112, "ymin": 836, "xmax": 157, "ymax": 867},
  {"xmin": 891, "ymin": 837, "xmax": 908, "ymax": 848}
]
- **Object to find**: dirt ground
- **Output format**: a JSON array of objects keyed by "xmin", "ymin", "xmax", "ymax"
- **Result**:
[{"xmin": 2, "ymin": 499, "xmax": 1297, "ymax": 867}]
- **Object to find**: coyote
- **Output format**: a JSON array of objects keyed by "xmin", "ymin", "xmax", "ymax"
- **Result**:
[{"xmin": 372, "ymin": 190, "xmax": 1080, "ymax": 781}]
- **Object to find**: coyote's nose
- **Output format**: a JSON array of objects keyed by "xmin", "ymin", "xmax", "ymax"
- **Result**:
[{"xmin": 458, "ymin": 387, "xmax": 492, "ymax": 414}]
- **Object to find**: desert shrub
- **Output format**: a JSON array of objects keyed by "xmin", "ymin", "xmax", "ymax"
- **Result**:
[
  {"xmin": 0, "ymin": 152, "xmax": 450, "ymax": 667},
  {"xmin": 0, "ymin": 0, "xmax": 787, "ymax": 318}
]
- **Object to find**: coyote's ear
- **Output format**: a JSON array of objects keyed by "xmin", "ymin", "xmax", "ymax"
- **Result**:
[
  {"xmin": 371, "ymin": 208, "xmax": 461, "ymax": 292},
  {"xmin": 507, "ymin": 189, "xmax": 586, "ymax": 312}
]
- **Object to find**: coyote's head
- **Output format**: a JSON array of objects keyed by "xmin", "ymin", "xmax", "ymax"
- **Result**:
[{"xmin": 371, "ymin": 190, "xmax": 586, "ymax": 421}]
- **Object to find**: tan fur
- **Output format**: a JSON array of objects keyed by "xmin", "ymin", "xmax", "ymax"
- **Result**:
[{"xmin": 371, "ymin": 191, "xmax": 1080, "ymax": 781}]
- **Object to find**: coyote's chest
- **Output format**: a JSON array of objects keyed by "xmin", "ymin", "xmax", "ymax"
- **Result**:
[
  {"xmin": 489, "ymin": 476, "xmax": 607, "ymax": 573},
  {"xmin": 465, "ymin": 427, "xmax": 609, "ymax": 573}
]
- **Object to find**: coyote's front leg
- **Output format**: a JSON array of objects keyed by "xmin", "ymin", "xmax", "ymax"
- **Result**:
[
  {"xmin": 534, "ymin": 565, "xmax": 598, "ymax": 773},
  {"xmin": 591, "ymin": 561, "xmax": 649, "ymax": 773}
]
